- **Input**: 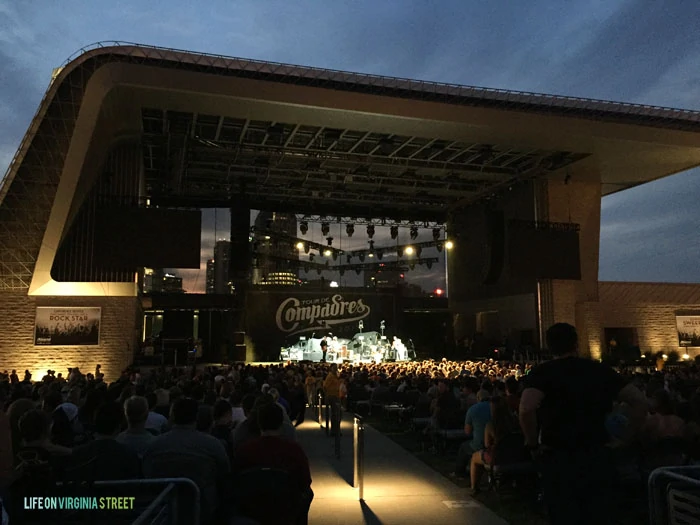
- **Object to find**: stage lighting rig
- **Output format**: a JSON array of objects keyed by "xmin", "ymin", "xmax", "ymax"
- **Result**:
[
  {"xmin": 321, "ymin": 222, "xmax": 330, "ymax": 236},
  {"xmin": 300, "ymin": 221, "xmax": 309, "ymax": 235},
  {"xmin": 409, "ymin": 225, "xmax": 418, "ymax": 240},
  {"xmin": 346, "ymin": 223, "xmax": 355, "ymax": 237},
  {"xmin": 445, "ymin": 240, "xmax": 454, "ymax": 250},
  {"xmin": 367, "ymin": 224, "xmax": 375, "ymax": 238}
]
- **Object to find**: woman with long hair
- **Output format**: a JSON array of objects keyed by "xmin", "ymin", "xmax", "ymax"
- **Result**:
[{"xmin": 470, "ymin": 395, "xmax": 518, "ymax": 494}]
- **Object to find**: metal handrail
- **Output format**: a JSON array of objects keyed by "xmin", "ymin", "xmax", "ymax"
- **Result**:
[
  {"xmin": 317, "ymin": 391, "xmax": 323, "ymax": 426},
  {"xmin": 648, "ymin": 466, "xmax": 700, "ymax": 525},
  {"xmin": 353, "ymin": 414, "xmax": 365, "ymax": 501}
]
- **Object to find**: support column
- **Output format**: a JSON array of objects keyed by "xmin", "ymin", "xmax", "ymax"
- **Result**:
[{"xmin": 537, "ymin": 175, "xmax": 602, "ymax": 358}]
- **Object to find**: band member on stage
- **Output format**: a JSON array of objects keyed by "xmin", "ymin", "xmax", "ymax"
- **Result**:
[{"xmin": 320, "ymin": 336, "xmax": 328, "ymax": 363}]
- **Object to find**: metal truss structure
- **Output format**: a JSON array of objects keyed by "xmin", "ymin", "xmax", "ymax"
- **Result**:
[{"xmin": 3, "ymin": 41, "xmax": 700, "ymax": 290}]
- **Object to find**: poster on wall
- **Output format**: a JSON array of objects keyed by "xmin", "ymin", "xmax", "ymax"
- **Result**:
[
  {"xmin": 676, "ymin": 315, "xmax": 700, "ymax": 347},
  {"xmin": 34, "ymin": 307, "xmax": 101, "ymax": 346}
]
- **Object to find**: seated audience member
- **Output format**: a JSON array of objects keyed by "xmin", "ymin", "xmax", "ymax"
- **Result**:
[
  {"xmin": 231, "ymin": 394, "xmax": 259, "ymax": 454},
  {"xmin": 15, "ymin": 409, "xmax": 71, "ymax": 467},
  {"xmin": 117, "ymin": 396, "xmax": 155, "ymax": 457},
  {"xmin": 145, "ymin": 392, "xmax": 168, "ymax": 435},
  {"xmin": 233, "ymin": 394, "xmax": 295, "ymax": 454},
  {"xmin": 234, "ymin": 402, "xmax": 313, "ymax": 525},
  {"xmin": 229, "ymin": 391, "xmax": 246, "ymax": 426},
  {"xmin": 197, "ymin": 404, "xmax": 214, "ymax": 433},
  {"xmin": 469, "ymin": 396, "xmax": 519, "ymax": 494},
  {"xmin": 64, "ymin": 402, "xmax": 140, "ymax": 481},
  {"xmin": 643, "ymin": 389, "xmax": 686, "ymax": 444},
  {"xmin": 143, "ymin": 398, "xmax": 230, "ymax": 525},
  {"xmin": 211, "ymin": 399, "xmax": 235, "ymax": 461},
  {"xmin": 505, "ymin": 377, "xmax": 521, "ymax": 415},
  {"xmin": 42, "ymin": 389, "xmax": 75, "ymax": 447},
  {"xmin": 453, "ymin": 389, "xmax": 492, "ymax": 479}
]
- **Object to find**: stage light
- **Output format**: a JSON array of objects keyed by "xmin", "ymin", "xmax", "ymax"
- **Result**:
[
  {"xmin": 683, "ymin": 353, "xmax": 690, "ymax": 360},
  {"xmin": 409, "ymin": 226, "xmax": 418, "ymax": 240},
  {"xmin": 327, "ymin": 237, "xmax": 334, "ymax": 246},
  {"xmin": 434, "ymin": 288, "xmax": 443, "ymax": 295},
  {"xmin": 400, "ymin": 273, "xmax": 405, "ymax": 279},
  {"xmin": 296, "ymin": 242, "xmax": 304, "ymax": 250},
  {"xmin": 329, "ymin": 281, "xmax": 339, "ymax": 288},
  {"xmin": 368, "ymin": 252, "xmax": 374, "ymax": 258},
  {"xmin": 264, "ymin": 235, "xmax": 271, "ymax": 240},
  {"xmin": 346, "ymin": 224, "xmax": 355, "ymax": 237},
  {"xmin": 366, "ymin": 224, "xmax": 375, "ymax": 238},
  {"xmin": 405, "ymin": 246, "xmax": 414, "ymax": 255},
  {"xmin": 390, "ymin": 226, "xmax": 399, "ymax": 239},
  {"xmin": 324, "ymin": 249, "xmax": 332, "ymax": 257},
  {"xmin": 445, "ymin": 240, "xmax": 454, "ymax": 250},
  {"xmin": 321, "ymin": 222, "xmax": 330, "ymax": 236},
  {"xmin": 432, "ymin": 228, "xmax": 441, "ymax": 241},
  {"xmin": 300, "ymin": 221, "xmax": 309, "ymax": 235}
]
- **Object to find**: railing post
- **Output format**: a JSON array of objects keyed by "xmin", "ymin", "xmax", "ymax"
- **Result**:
[
  {"xmin": 334, "ymin": 401, "xmax": 341, "ymax": 459},
  {"xmin": 317, "ymin": 391, "xmax": 323, "ymax": 426},
  {"xmin": 353, "ymin": 414, "xmax": 364, "ymax": 501}
]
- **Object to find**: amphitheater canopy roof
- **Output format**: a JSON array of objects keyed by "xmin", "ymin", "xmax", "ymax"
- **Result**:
[{"xmin": 4, "ymin": 42, "xmax": 700, "ymax": 225}]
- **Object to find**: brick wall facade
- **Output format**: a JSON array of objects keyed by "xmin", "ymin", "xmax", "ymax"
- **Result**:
[{"xmin": 0, "ymin": 293, "xmax": 140, "ymax": 381}]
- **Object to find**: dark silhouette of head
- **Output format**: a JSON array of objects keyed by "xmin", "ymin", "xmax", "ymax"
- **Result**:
[{"xmin": 546, "ymin": 323, "xmax": 578, "ymax": 356}]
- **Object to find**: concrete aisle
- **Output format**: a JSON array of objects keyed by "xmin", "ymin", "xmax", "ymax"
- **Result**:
[{"xmin": 297, "ymin": 410, "xmax": 507, "ymax": 525}]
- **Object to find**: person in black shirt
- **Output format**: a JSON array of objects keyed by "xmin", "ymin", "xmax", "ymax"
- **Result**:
[
  {"xmin": 320, "ymin": 337, "xmax": 328, "ymax": 363},
  {"xmin": 519, "ymin": 323, "xmax": 646, "ymax": 525}
]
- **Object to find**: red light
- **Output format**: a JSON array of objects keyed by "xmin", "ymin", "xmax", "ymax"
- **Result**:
[
  {"xmin": 434, "ymin": 288, "xmax": 444, "ymax": 295},
  {"xmin": 400, "ymin": 274, "xmax": 405, "ymax": 279}
]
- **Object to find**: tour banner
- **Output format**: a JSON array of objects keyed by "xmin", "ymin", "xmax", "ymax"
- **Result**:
[
  {"xmin": 246, "ymin": 290, "xmax": 396, "ymax": 355},
  {"xmin": 34, "ymin": 307, "xmax": 101, "ymax": 346},
  {"xmin": 676, "ymin": 315, "xmax": 700, "ymax": 347}
]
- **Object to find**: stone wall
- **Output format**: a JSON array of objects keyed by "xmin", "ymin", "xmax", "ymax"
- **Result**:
[
  {"xmin": 597, "ymin": 282, "xmax": 700, "ymax": 359},
  {"xmin": 0, "ymin": 292, "xmax": 140, "ymax": 381}
]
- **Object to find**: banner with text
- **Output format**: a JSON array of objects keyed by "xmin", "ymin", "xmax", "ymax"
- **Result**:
[
  {"xmin": 35, "ymin": 307, "xmax": 101, "ymax": 346},
  {"xmin": 246, "ymin": 291, "xmax": 396, "ymax": 357},
  {"xmin": 676, "ymin": 315, "xmax": 700, "ymax": 347}
]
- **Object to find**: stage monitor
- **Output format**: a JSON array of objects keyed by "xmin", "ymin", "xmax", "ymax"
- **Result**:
[
  {"xmin": 508, "ymin": 221, "xmax": 581, "ymax": 280},
  {"xmin": 94, "ymin": 207, "xmax": 201, "ymax": 269}
]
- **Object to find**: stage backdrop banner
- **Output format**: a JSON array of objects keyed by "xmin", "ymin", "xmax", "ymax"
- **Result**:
[
  {"xmin": 246, "ymin": 291, "xmax": 396, "ymax": 357},
  {"xmin": 35, "ymin": 307, "xmax": 101, "ymax": 346},
  {"xmin": 676, "ymin": 315, "xmax": 700, "ymax": 347}
]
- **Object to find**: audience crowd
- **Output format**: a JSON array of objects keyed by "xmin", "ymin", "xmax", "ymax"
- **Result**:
[{"xmin": 0, "ymin": 333, "xmax": 699, "ymax": 524}]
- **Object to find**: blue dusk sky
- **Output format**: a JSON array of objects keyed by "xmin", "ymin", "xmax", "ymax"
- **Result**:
[{"xmin": 1, "ymin": 1, "xmax": 699, "ymax": 292}]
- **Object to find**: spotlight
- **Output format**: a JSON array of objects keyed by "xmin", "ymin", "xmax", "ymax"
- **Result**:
[
  {"xmin": 367, "ymin": 224, "xmax": 375, "ymax": 238},
  {"xmin": 405, "ymin": 246, "xmax": 414, "ymax": 256},
  {"xmin": 346, "ymin": 224, "xmax": 355, "ymax": 237},
  {"xmin": 321, "ymin": 223, "xmax": 330, "ymax": 236},
  {"xmin": 327, "ymin": 237, "xmax": 334, "ymax": 246},
  {"xmin": 445, "ymin": 240, "xmax": 454, "ymax": 250},
  {"xmin": 300, "ymin": 221, "xmax": 309, "ymax": 235},
  {"xmin": 324, "ymin": 249, "xmax": 332, "ymax": 257},
  {"xmin": 368, "ymin": 252, "xmax": 374, "ymax": 258},
  {"xmin": 296, "ymin": 242, "xmax": 304, "ymax": 250},
  {"xmin": 432, "ymin": 228, "xmax": 441, "ymax": 241},
  {"xmin": 390, "ymin": 226, "xmax": 399, "ymax": 239},
  {"xmin": 410, "ymin": 226, "xmax": 418, "ymax": 240}
]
